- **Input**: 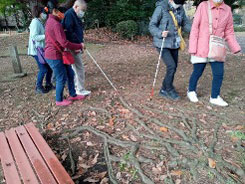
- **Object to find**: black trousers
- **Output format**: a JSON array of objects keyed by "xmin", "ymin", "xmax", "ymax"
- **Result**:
[{"xmin": 157, "ymin": 48, "xmax": 179, "ymax": 92}]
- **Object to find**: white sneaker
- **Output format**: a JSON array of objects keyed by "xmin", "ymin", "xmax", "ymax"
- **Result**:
[
  {"xmin": 77, "ymin": 90, "xmax": 91, "ymax": 96},
  {"xmin": 187, "ymin": 91, "xmax": 199, "ymax": 103},
  {"xmin": 210, "ymin": 96, "xmax": 228, "ymax": 107}
]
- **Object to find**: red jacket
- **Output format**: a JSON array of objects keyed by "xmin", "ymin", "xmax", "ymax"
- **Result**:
[{"xmin": 45, "ymin": 14, "xmax": 82, "ymax": 60}]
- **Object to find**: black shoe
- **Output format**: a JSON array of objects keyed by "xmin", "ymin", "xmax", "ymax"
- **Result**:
[
  {"xmin": 45, "ymin": 84, "xmax": 55, "ymax": 92},
  {"xmin": 159, "ymin": 89, "xmax": 169, "ymax": 98},
  {"xmin": 168, "ymin": 90, "xmax": 180, "ymax": 101},
  {"xmin": 36, "ymin": 87, "xmax": 48, "ymax": 94},
  {"xmin": 159, "ymin": 89, "xmax": 180, "ymax": 101}
]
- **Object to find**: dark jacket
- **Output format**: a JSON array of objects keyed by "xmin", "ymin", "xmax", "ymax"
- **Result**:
[
  {"xmin": 45, "ymin": 14, "xmax": 82, "ymax": 60},
  {"xmin": 62, "ymin": 8, "xmax": 84, "ymax": 44},
  {"xmin": 149, "ymin": 0, "xmax": 191, "ymax": 49}
]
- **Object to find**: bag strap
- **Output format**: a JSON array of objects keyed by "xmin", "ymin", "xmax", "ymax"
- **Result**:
[
  {"xmin": 46, "ymin": 32, "xmax": 63, "ymax": 53},
  {"xmin": 169, "ymin": 11, "xmax": 184, "ymax": 40},
  {"xmin": 169, "ymin": 11, "xmax": 180, "ymax": 31},
  {"xmin": 207, "ymin": 1, "xmax": 213, "ymax": 34}
]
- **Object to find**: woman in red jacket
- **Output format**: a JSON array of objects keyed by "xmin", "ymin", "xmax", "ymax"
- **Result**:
[{"xmin": 45, "ymin": 0, "xmax": 85, "ymax": 106}]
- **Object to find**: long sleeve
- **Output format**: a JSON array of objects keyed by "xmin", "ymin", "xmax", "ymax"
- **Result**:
[
  {"xmin": 181, "ymin": 10, "xmax": 191, "ymax": 33},
  {"xmin": 62, "ymin": 13, "xmax": 76, "ymax": 39},
  {"xmin": 188, "ymin": 3, "xmax": 203, "ymax": 54},
  {"xmin": 54, "ymin": 23, "xmax": 82, "ymax": 51},
  {"xmin": 149, "ymin": 6, "xmax": 163, "ymax": 39},
  {"xmin": 224, "ymin": 9, "xmax": 241, "ymax": 54},
  {"xmin": 30, "ymin": 19, "xmax": 45, "ymax": 42}
]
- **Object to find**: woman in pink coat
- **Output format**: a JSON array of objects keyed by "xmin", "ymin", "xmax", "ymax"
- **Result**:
[{"xmin": 187, "ymin": 0, "xmax": 241, "ymax": 107}]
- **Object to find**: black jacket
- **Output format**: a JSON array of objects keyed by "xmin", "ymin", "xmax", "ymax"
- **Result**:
[{"xmin": 62, "ymin": 8, "xmax": 84, "ymax": 44}]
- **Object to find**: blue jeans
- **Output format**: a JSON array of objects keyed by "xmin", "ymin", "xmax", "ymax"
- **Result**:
[
  {"xmin": 158, "ymin": 48, "xmax": 179, "ymax": 92},
  {"xmin": 46, "ymin": 59, "xmax": 76, "ymax": 102},
  {"xmin": 189, "ymin": 62, "xmax": 224, "ymax": 98},
  {"xmin": 33, "ymin": 56, "xmax": 52, "ymax": 89}
]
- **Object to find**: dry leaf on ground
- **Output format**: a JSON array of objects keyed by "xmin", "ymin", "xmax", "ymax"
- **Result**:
[
  {"xmin": 160, "ymin": 127, "xmax": 168, "ymax": 133},
  {"xmin": 208, "ymin": 158, "xmax": 216, "ymax": 168},
  {"xmin": 170, "ymin": 170, "xmax": 183, "ymax": 176}
]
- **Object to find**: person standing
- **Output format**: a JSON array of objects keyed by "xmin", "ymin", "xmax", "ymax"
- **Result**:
[
  {"xmin": 62, "ymin": 0, "xmax": 91, "ymax": 96},
  {"xmin": 149, "ymin": 0, "xmax": 191, "ymax": 100},
  {"xmin": 28, "ymin": 6, "xmax": 54, "ymax": 94},
  {"xmin": 45, "ymin": 0, "xmax": 85, "ymax": 106},
  {"xmin": 187, "ymin": 0, "xmax": 241, "ymax": 106}
]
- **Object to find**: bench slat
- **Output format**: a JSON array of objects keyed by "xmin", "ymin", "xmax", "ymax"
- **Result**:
[
  {"xmin": 5, "ymin": 128, "xmax": 40, "ymax": 184},
  {"xmin": 0, "ymin": 132, "xmax": 22, "ymax": 184},
  {"xmin": 25, "ymin": 123, "xmax": 74, "ymax": 184},
  {"xmin": 16, "ymin": 126, "xmax": 58, "ymax": 184}
]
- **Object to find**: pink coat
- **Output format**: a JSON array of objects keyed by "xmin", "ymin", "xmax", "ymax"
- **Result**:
[{"xmin": 189, "ymin": 1, "xmax": 241, "ymax": 58}]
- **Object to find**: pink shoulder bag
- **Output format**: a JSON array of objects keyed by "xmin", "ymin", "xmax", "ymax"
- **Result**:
[{"xmin": 207, "ymin": 1, "xmax": 227, "ymax": 62}]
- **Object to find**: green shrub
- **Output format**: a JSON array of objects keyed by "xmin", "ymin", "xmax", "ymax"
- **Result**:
[
  {"xmin": 234, "ymin": 25, "xmax": 245, "ymax": 32},
  {"xmin": 116, "ymin": 20, "xmax": 138, "ymax": 40},
  {"xmin": 233, "ymin": 14, "xmax": 242, "ymax": 25}
]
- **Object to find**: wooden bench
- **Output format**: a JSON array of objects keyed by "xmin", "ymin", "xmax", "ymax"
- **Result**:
[{"xmin": 0, "ymin": 123, "xmax": 74, "ymax": 184}]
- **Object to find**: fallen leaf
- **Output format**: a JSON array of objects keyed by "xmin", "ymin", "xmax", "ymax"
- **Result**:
[
  {"xmin": 160, "ymin": 127, "xmax": 168, "ymax": 133},
  {"xmin": 70, "ymin": 137, "xmax": 81, "ymax": 143},
  {"xmin": 96, "ymin": 126, "xmax": 105, "ymax": 130},
  {"xmin": 100, "ymin": 177, "xmax": 109, "ymax": 184},
  {"xmin": 72, "ymin": 174, "xmax": 82, "ymax": 180},
  {"xmin": 47, "ymin": 123, "xmax": 54, "ymax": 130},
  {"xmin": 130, "ymin": 134, "xmax": 137, "ymax": 142},
  {"xmin": 171, "ymin": 170, "xmax": 183, "ymax": 176},
  {"xmin": 231, "ymin": 136, "xmax": 239, "ymax": 142},
  {"xmin": 122, "ymin": 135, "xmax": 130, "ymax": 140},
  {"xmin": 61, "ymin": 152, "xmax": 68, "ymax": 161},
  {"xmin": 199, "ymin": 119, "xmax": 207, "ymax": 124},
  {"xmin": 91, "ymin": 111, "xmax": 96, "ymax": 116},
  {"xmin": 208, "ymin": 158, "xmax": 216, "ymax": 168},
  {"xmin": 116, "ymin": 172, "xmax": 122, "ymax": 180},
  {"xmin": 91, "ymin": 153, "xmax": 99, "ymax": 165},
  {"xmin": 78, "ymin": 156, "xmax": 84, "ymax": 161},
  {"xmin": 109, "ymin": 117, "xmax": 115, "ymax": 127},
  {"xmin": 79, "ymin": 163, "xmax": 92, "ymax": 169},
  {"xmin": 97, "ymin": 171, "xmax": 107, "ymax": 179},
  {"xmin": 176, "ymin": 179, "xmax": 181, "ymax": 184},
  {"xmin": 159, "ymin": 174, "xmax": 168, "ymax": 181},
  {"xmin": 83, "ymin": 177, "xmax": 99, "ymax": 183},
  {"xmin": 119, "ymin": 108, "xmax": 130, "ymax": 114},
  {"xmin": 87, "ymin": 141, "xmax": 96, "ymax": 146},
  {"xmin": 152, "ymin": 167, "xmax": 162, "ymax": 175},
  {"xmin": 235, "ymin": 125, "xmax": 245, "ymax": 130}
]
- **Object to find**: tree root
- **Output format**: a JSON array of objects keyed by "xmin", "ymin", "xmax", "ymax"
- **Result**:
[
  {"xmin": 103, "ymin": 139, "xmax": 118, "ymax": 184},
  {"xmin": 63, "ymin": 125, "xmax": 154, "ymax": 184},
  {"xmin": 65, "ymin": 138, "xmax": 76, "ymax": 175},
  {"xmin": 59, "ymin": 94, "xmax": 244, "ymax": 183}
]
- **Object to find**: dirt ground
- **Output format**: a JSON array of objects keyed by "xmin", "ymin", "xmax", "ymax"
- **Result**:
[{"xmin": 0, "ymin": 32, "xmax": 244, "ymax": 184}]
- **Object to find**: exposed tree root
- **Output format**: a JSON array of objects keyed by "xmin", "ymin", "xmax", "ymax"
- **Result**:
[
  {"xmin": 61, "ymin": 95, "xmax": 245, "ymax": 183},
  {"xmin": 65, "ymin": 138, "xmax": 76, "ymax": 175},
  {"xmin": 63, "ymin": 126, "xmax": 154, "ymax": 184}
]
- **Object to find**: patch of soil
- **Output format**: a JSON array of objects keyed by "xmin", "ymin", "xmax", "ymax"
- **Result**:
[{"xmin": 0, "ymin": 33, "xmax": 244, "ymax": 184}]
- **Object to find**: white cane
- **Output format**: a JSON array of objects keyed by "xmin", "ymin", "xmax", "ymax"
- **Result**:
[
  {"xmin": 85, "ymin": 49, "xmax": 119, "ymax": 92},
  {"xmin": 150, "ymin": 38, "xmax": 165, "ymax": 99},
  {"xmin": 150, "ymin": 21, "xmax": 169, "ymax": 100}
]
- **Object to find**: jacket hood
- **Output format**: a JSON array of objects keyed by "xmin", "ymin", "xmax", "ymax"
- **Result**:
[{"xmin": 156, "ymin": 0, "xmax": 168, "ymax": 8}]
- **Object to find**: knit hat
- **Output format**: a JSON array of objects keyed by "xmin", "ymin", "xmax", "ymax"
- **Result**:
[{"xmin": 173, "ymin": 0, "xmax": 185, "ymax": 5}]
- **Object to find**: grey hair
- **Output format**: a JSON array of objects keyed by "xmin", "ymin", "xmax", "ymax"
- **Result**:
[{"xmin": 74, "ymin": 0, "xmax": 87, "ymax": 7}]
